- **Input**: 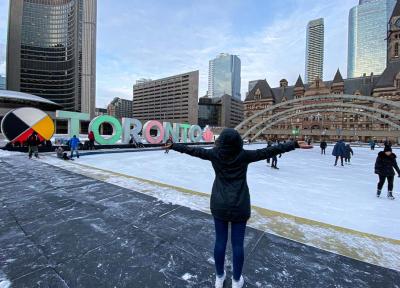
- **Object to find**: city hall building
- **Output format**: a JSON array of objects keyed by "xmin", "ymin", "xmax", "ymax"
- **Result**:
[{"xmin": 243, "ymin": 2, "xmax": 400, "ymax": 143}]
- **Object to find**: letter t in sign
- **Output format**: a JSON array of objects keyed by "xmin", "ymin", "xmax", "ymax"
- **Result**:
[{"xmin": 179, "ymin": 124, "xmax": 191, "ymax": 143}]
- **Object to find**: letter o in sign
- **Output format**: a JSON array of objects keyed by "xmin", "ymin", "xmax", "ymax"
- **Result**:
[{"xmin": 143, "ymin": 120, "xmax": 164, "ymax": 144}]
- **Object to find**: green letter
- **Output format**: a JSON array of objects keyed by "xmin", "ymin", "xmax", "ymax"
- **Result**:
[
  {"xmin": 179, "ymin": 124, "xmax": 191, "ymax": 143},
  {"xmin": 163, "ymin": 122, "xmax": 180, "ymax": 142},
  {"xmin": 56, "ymin": 110, "xmax": 90, "ymax": 137},
  {"xmin": 189, "ymin": 125, "xmax": 203, "ymax": 142},
  {"xmin": 89, "ymin": 115, "xmax": 122, "ymax": 145}
]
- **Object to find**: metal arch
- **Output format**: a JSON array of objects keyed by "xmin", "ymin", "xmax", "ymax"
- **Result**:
[
  {"xmin": 241, "ymin": 102, "xmax": 400, "ymax": 139},
  {"xmin": 250, "ymin": 108, "xmax": 400, "ymax": 141},
  {"xmin": 236, "ymin": 94, "xmax": 400, "ymax": 131}
]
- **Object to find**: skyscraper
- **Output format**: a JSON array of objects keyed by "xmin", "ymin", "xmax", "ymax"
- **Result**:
[
  {"xmin": 208, "ymin": 53, "xmax": 241, "ymax": 100},
  {"xmin": 6, "ymin": 0, "xmax": 97, "ymax": 117},
  {"xmin": 0, "ymin": 75, "xmax": 5, "ymax": 90},
  {"xmin": 305, "ymin": 18, "xmax": 324, "ymax": 83},
  {"xmin": 347, "ymin": 0, "xmax": 396, "ymax": 78}
]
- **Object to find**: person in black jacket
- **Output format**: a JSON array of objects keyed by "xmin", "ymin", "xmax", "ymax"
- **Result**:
[
  {"xmin": 374, "ymin": 146, "xmax": 399, "ymax": 199},
  {"xmin": 166, "ymin": 128, "xmax": 305, "ymax": 288},
  {"xmin": 320, "ymin": 140, "xmax": 327, "ymax": 155},
  {"xmin": 344, "ymin": 144, "xmax": 354, "ymax": 164},
  {"xmin": 27, "ymin": 131, "xmax": 40, "ymax": 159}
]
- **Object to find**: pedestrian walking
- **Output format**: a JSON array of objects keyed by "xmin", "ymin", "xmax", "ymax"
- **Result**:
[
  {"xmin": 69, "ymin": 135, "xmax": 80, "ymax": 159},
  {"xmin": 332, "ymin": 139, "xmax": 346, "ymax": 166},
  {"xmin": 27, "ymin": 131, "xmax": 40, "ymax": 159},
  {"xmin": 88, "ymin": 131, "xmax": 95, "ymax": 150},
  {"xmin": 165, "ymin": 128, "xmax": 308, "ymax": 288},
  {"xmin": 374, "ymin": 146, "xmax": 399, "ymax": 199},
  {"xmin": 320, "ymin": 140, "xmax": 327, "ymax": 155},
  {"xmin": 344, "ymin": 144, "xmax": 354, "ymax": 164}
]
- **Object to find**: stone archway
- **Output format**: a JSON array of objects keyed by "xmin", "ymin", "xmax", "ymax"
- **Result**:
[{"xmin": 237, "ymin": 94, "xmax": 400, "ymax": 141}]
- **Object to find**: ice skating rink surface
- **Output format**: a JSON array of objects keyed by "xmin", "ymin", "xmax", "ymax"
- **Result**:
[{"xmin": 78, "ymin": 144, "xmax": 400, "ymax": 240}]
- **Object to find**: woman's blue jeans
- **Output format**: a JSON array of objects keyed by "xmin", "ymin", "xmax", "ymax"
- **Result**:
[{"xmin": 213, "ymin": 217, "xmax": 247, "ymax": 281}]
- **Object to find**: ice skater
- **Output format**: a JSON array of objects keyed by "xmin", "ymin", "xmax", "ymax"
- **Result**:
[
  {"xmin": 27, "ymin": 131, "xmax": 40, "ymax": 159},
  {"xmin": 88, "ymin": 131, "xmax": 95, "ymax": 150},
  {"xmin": 165, "ymin": 128, "xmax": 307, "ymax": 288},
  {"xmin": 320, "ymin": 140, "xmax": 327, "ymax": 155},
  {"xmin": 344, "ymin": 144, "xmax": 354, "ymax": 164},
  {"xmin": 165, "ymin": 136, "xmax": 173, "ymax": 154},
  {"xmin": 369, "ymin": 139, "xmax": 376, "ymax": 151},
  {"xmin": 69, "ymin": 135, "xmax": 80, "ymax": 159},
  {"xmin": 332, "ymin": 139, "xmax": 346, "ymax": 166},
  {"xmin": 374, "ymin": 146, "xmax": 399, "ymax": 200}
]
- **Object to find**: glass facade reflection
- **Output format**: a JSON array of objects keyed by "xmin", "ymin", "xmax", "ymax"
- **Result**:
[
  {"xmin": 347, "ymin": 0, "xmax": 396, "ymax": 78},
  {"xmin": 20, "ymin": 0, "xmax": 77, "ymax": 110},
  {"xmin": 7, "ymin": 0, "xmax": 96, "ymax": 116},
  {"xmin": 208, "ymin": 53, "xmax": 241, "ymax": 100}
]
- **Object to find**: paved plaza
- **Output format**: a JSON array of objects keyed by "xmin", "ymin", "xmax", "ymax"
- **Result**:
[{"xmin": 0, "ymin": 155, "xmax": 399, "ymax": 287}]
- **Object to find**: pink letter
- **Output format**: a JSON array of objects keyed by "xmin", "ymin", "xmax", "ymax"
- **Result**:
[{"xmin": 143, "ymin": 120, "xmax": 165, "ymax": 144}]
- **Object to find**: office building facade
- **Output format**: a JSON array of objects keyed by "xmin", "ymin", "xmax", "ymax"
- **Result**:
[
  {"xmin": 0, "ymin": 75, "xmax": 5, "ymax": 90},
  {"xmin": 132, "ymin": 71, "xmax": 199, "ymax": 125},
  {"xmin": 208, "ymin": 53, "xmax": 241, "ymax": 99},
  {"xmin": 198, "ymin": 94, "xmax": 243, "ymax": 129},
  {"xmin": 347, "ymin": 0, "xmax": 396, "ymax": 78},
  {"xmin": 305, "ymin": 18, "xmax": 324, "ymax": 83},
  {"xmin": 6, "ymin": 0, "xmax": 97, "ymax": 117},
  {"xmin": 107, "ymin": 97, "xmax": 133, "ymax": 119}
]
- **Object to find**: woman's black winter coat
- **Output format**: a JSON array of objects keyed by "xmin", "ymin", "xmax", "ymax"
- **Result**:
[
  {"xmin": 374, "ymin": 152, "xmax": 400, "ymax": 177},
  {"xmin": 171, "ymin": 129, "xmax": 297, "ymax": 222}
]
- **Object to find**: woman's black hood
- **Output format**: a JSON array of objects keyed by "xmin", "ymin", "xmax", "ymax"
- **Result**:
[{"xmin": 215, "ymin": 128, "xmax": 243, "ymax": 159}]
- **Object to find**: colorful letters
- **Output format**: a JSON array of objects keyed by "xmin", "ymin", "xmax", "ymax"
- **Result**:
[{"xmin": 2, "ymin": 107, "xmax": 214, "ymax": 145}]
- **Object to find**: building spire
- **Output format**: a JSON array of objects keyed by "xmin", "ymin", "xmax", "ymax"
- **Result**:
[
  {"xmin": 333, "ymin": 69, "xmax": 344, "ymax": 83},
  {"xmin": 391, "ymin": 0, "xmax": 400, "ymax": 19},
  {"xmin": 295, "ymin": 75, "xmax": 304, "ymax": 88}
]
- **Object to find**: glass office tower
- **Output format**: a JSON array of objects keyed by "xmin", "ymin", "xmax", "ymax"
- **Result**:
[
  {"xmin": 7, "ymin": 0, "xmax": 97, "ymax": 116},
  {"xmin": 305, "ymin": 18, "xmax": 324, "ymax": 83},
  {"xmin": 347, "ymin": 0, "xmax": 396, "ymax": 78},
  {"xmin": 208, "ymin": 53, "xmax": 241, "ymax": 100}
]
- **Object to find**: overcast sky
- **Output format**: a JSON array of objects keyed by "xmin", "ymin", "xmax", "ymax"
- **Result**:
[{"xmin": 0, "ymin": 0, "xmax": 358, "ymax": 108}]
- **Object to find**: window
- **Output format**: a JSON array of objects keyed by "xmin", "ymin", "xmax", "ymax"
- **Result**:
[
  {"xmin": 397, "ymin": 79, "xmax": 400, "ymax": 89},
  {"xmin": 396, "ymin": 43, "xmax": 399, "ymax": 57}
]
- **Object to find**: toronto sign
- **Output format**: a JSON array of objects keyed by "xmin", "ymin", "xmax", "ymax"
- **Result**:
[{"xmin": 1, "ymin": 107, "xmax": 214, "ymax": 145}]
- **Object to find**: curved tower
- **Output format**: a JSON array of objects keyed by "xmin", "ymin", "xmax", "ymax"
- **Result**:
[{"xmin": 7, "ymin": 0, "xmax": 96, "ymax": 116}]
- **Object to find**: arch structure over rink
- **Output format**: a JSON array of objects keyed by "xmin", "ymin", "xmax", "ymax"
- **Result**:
[{"xmin": 235, "ymin": 94, "xmax": 400, "ymax": 142}]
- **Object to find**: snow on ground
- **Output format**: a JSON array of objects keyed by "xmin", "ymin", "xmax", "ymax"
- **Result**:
[
  {"xmin": 76, "ymin": 144, "xmax": 400, "ymax": 240},
  {"xmin": 0, "ymin": 271, "xmax": 11, "ymax": 288}
]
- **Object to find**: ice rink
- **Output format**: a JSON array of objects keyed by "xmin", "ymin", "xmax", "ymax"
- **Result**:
[{"xmin": 77, "ymin": 144, "xmax": 400, "ymax": 240}]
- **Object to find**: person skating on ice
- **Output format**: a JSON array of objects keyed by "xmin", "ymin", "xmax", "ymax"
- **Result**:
[
  {"xmin": 165, "ymin": 136, "xmax": 173, "ymax": 154},
  {"xmin": 165, "ymin": 128, "xmax": 308, "ymax": 288},
  {"xmin": 320, "ymin": 140, "xmax": 327, "ymax": 155},
  {"xmin": 265, "ymin": 141, "xmax": 280, "ymax": 169},
  {"xmin": 69, "ymin": 135, "xmax": 80, "ymax": 159},
  {"xmin": 27, "ymin": 131, "xmax": 40, "ymax": 159},
  {"xmin": 369, "ymin": 139, "xmax": 376, "ymax": 151},
  {"xmin": 375, "ymin": 146, "xmax": 399, "ymax": 200},
  {"xmin": 332, "ymin": 139, "xmax": 346, "ymax": 166},
  {"xmin": 344, "ymin": 143, "xmax": 354, "ymax": 164}
]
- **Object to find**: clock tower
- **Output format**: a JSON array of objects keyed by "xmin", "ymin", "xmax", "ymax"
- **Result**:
[{"xmin": 388, "ymin": 1, "xmax": 400, "ymax": 63}]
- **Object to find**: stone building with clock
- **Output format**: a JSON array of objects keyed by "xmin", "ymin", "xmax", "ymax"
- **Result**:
[{"xmin": 243, "ymin": 2, "xmax": 400, "ymax": 143}]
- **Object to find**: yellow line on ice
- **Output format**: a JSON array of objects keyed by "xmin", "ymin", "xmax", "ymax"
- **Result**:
[{"xmin": 72, "ymin": 161, "xmax": 400, "ymax": 246}]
